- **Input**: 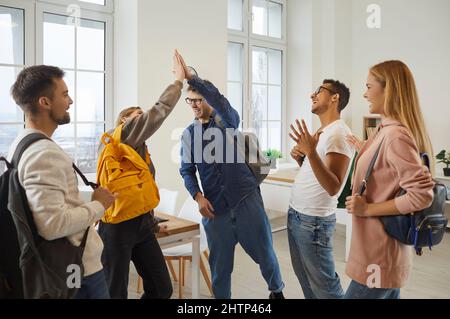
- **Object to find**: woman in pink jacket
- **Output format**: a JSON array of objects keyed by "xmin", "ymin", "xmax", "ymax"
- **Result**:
[{"xmin": 345, "ymin": 60, "xmax": 434, "ymax": 299}]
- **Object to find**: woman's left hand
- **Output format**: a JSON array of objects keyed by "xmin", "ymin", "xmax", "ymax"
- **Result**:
[{"xmin": 346, "ymin": 195, "xmax": 369, "ymax": 217}]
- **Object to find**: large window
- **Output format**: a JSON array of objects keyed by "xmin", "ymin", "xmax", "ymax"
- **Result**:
[
  {"xmin": 227, "ymin": 0, "xmax": 286, "ymax": 154},
  {"xmin": 0, "ymin": 5, "xmax": 25, "ymax": 159},
  {"xmin": 0, "ymin": 0, "xmax": 113, "ymax": 174}
]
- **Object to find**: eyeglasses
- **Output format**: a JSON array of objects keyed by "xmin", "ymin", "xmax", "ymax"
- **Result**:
[
  {"xmin": 185, "ymin": 97, "xmax": 204, "ymax": 106},
  {"xmin": 313, "ymin": 86, "xmax": 337, "ymax": 97}
]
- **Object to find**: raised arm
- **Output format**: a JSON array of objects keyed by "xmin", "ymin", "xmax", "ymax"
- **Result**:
[
  {"xmin": 176, "ymin": 50, "xmax": 239, "ymax": 129},
  {"xmin": 122, "ymin": 51, "xmax": 185, "ymax": 147}
]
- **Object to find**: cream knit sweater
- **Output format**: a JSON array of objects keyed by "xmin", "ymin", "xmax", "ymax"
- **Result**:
[{"xmin": 8, "ymin": 128, "xmax": 105, "ymax": 277}]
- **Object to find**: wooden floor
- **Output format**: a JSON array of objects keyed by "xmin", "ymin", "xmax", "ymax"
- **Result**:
[{"xmin": 127, "ymin": 216, "xmax": 450, "ymax": 299}]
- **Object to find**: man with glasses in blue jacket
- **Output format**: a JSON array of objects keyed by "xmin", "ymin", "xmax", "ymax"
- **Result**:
[{"xmin": 177, "ymin": 50, "xmax": 284, "ymax": 299}]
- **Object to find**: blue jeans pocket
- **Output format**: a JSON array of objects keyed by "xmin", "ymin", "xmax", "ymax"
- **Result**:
[{"xmin": 317, "ymin": 223, "xmax": 335, "ymax": 248}]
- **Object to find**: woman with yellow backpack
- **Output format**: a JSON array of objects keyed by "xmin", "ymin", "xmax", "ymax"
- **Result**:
[{"xmin": 96, "ymin": 51, "xmax": 185, "ymax": 299}]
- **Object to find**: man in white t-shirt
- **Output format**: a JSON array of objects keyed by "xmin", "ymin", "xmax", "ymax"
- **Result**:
[{"xmin": 288, "ymin": 79, "xmax": 354, "ymax": 299}]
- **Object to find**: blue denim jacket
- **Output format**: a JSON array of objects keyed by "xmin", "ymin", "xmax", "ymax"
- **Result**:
[{"xmin": 179, "ymin": 76, "xmax": 258, "ymax": 215}]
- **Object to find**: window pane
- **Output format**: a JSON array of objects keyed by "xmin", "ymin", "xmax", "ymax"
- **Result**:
[
  {"xmin": 268, "ymin": 1, "xmax": 282, "ymax": 38},
  {"xmin": 77, "ymin": 72, "xmax": 104, "ymax": 122},
  {"xmin": 268, "ymin": 86, "xmax": 281, "ymax": 121},
  {"xmin": 268, "ymin": 121, "xmax": 281, "ymax": 151},
  {"xmin": 80, "ymin": 0, "xmax": 106, "ymax": 5},
  {"xmin": 228, "ymin": 42, "xmax": 243, "ymax": 82},
  {"xmin": 268, "ymin": 49, "xmax": 282, "ymax": 85},
  {"xmin": 252, "ymin": 0, "xmax": 282, "ymax": 38},
  {"xmin": 252, "ymin": 0, "xmax": 268, "ymax": 36},
  {"xmin": 0, "ymin": 6, "xmax": 24, "ymax": 65},
  {"xmin": 44, "ymin": 13, "xmax": 75, "ymax": 69},
  {"xmin": 252, "ymin": 84, "xmax": 267, "ymax": 121},
  {"xmin": 252, "ymin": 48, "xmax": 268, "ymax": 84},
  {"xmin": 53, "ymin": 124, "xmax": 75, "ymax": 160},
  {"xmin": 0, "ymin": 66, "xmax": 23, "ymax": 122},
  {"xmin": 253, "ymin": 121, "xmax": 267, "ymax": 151},
  {"xmin": 76, "ymin": 123, "xmax": 104, "ymax": 174},
  {"xmin": 227, "ymin": 82, "xmax": 243, "ymax": 123},
  {"xmin": 228, "ymin": 0, "xmax": 243, "ymax": 31},
  {"xmin": 77, "ymin": 19, "xmax": 105, "ymax": 71},
  {"xmin": 0, "ymin": 124, "xmax": 22, "ymax": 158}
]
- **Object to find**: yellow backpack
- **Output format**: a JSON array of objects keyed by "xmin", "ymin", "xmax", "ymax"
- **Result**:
[{"xmin": 96, "ymin": 124, "xmax": 160, "ymax": 224}]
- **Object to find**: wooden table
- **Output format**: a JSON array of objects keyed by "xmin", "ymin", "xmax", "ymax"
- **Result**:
[
  {"xmin": 155, "ymin": 212, "xmax": 201, "ymax": 299},
  {"xmin": 265, "ymin": 168, "xmax": 297, "ymax": 184}
]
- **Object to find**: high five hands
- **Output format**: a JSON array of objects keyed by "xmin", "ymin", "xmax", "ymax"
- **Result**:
[
  {"xmin": 289, "ymin": 119, "xmax": 323, "ymax": 158},
  {"xmin": 174, "ymin": 49, "xmax": 195, "ymax": 81},
  {"xmin": 173, "ymin": 50, "xmax": 186, "ymax": 83}
]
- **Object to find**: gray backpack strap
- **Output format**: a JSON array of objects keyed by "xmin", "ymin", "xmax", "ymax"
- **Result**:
[{"xmin": 358, "ymin": 138, "xmax": 385, "ymax": 195}]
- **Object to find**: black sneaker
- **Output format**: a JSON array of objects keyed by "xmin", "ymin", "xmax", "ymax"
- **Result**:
[{"xmin": 269, "ymin": 291, "xmax": 285, "ymax": 299}]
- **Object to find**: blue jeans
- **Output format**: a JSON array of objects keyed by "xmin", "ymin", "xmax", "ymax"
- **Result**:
[
  {"xmin": 203, "ymin": 188, "xmax": 284, "ymax": 299},
  {"xmin": 344, "ymin": 280, "xmax": 400, "ymax": 299},
  {"xmin": 287, "ymin": 208, "xmax": 344, "ymax": 299},
  {"xmin": 74, "ymin": 270, "xmax": 110, "ymax": 299}
]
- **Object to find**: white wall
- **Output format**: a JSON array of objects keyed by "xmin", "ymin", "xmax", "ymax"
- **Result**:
[
  {"xmin": 136, "ymin": 0, "xmax": 227, "ymax": 211},
  {"xmin": 114, "ymin": 0, "xmax": 139, "ymax": 115},
  {"xmin": 286, "ymin": 0, "xmax": 353, "ymax": 159},
  {"xmin": 350, "ymin": 0, "xmax": 450, "ymax": 174},
  {"xmin": 114, "ymin": 0, "xmax": 450, "ymax": 209},
  {"xmin": 291, "ymin": 0, "xmax": 450, "ymax": 172}
]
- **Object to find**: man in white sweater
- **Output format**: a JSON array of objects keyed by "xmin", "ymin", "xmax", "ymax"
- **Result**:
[{"xmin": 8, "ymin": 65, "xmax": 116, "ymax": 299}]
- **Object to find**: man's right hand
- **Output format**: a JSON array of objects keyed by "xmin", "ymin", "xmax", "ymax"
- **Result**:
[
  {"xmin": 194, "ymin": 192, "xmax": 215, "ymax": 219},
  {"xmin": 291, "ymin": 145, "xmax": 305, "ymax": 166},
  {"xmin": 92, "ymin": 187, "xmax": 116, "ymax": 210}
]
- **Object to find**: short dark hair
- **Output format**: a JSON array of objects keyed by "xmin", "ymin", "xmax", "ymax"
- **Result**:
[
  {"xmin": 187, "ymin": 79, "xmax": 213, "ymax": 93},
  {"xmin": 11, "ymin": 65, "xmax": 65, "ymax": 115},
  {"xmin": 323, "ymin": 79, "xmax": 350, "ymax": 112}
]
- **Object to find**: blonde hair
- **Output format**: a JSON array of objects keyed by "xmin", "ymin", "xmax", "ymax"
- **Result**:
[
  {"xmin": 370, "ymin": 60, "xmax": 434, "ymax": 175},
  {"xmin": 116, "ymin": 106, "xmax": 142, "ymax": 127}
]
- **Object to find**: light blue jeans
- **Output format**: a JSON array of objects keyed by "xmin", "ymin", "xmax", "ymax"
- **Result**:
[
  {"xmin": 344, "ymin": 280, "xmax": 401, "ymax": 299},
  {"xmin": 287, "ymin": 207, "xmax": 344, "ymax": 299},
  {"xmin": 203, "ymin": 188, "xmax": 284, "ymax": 299}
]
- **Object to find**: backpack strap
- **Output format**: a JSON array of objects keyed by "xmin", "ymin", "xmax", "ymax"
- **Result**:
[
  {"xmin": 0, "ymin": 156, "xmax": 13, "ymax": 170},
  {"xmin": 358, "ymin": 138, "xmax": 385, "ymax": 195},
  {"xmin": 10, "ymin": 133, "xmax": 93, "ymax": 243},
  {"xmin": 112, "ymin": 124, "xmax": 124, "ymax": 144},
  {"xmin": 11, "ymin": 133, "xmax": 50, "ymax": 168},
  {"xmin": 72, "ymin": 164, "xmax": 98, "ymax": 190}
]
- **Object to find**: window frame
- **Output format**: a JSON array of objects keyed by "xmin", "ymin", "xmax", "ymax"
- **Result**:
[
  {"xmin": 0, "ymin": 0, "xmax": 114, "ymax": 172},
  {"xmin": 227, "ymin": 0, "xmax": 287, "ymax": 157},
  {"xmin": 41, "ymin": 0, "xmax": 114, "ymax": 14},
  {"xmin": 0, "ymin": 0, "xmax": 35, "ymax": 128}
]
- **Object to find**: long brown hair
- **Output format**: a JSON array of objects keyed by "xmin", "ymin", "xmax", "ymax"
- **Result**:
[
  {"xmin": 370, "ymin": 60, "xmax": 434, "ymax": 174},
  {"xmin": 115, "ymin": 106, "xmax": 141, "ymax": 127}
]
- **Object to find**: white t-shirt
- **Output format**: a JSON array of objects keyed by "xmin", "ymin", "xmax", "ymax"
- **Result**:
[{"xmin": 290, "ymin": 119, "xmax": 354, "ymax": 217}]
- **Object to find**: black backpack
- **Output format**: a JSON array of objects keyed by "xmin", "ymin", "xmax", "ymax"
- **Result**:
[
  {"xmin": 0, "ymin": 133, "xmax": 96, "ymax": 299},
  {"xmin": 359, "ymin": 140, "xmax": 448, "ymax": 256}
]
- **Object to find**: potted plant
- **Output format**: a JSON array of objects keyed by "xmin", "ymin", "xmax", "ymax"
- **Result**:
[
  {"xmin": 264, "ymin": 149, "xmax": 283, "ymax": 169},
  {"xmin": 436, "ymin": 150, "xmax": 450, "ymax": 177}
]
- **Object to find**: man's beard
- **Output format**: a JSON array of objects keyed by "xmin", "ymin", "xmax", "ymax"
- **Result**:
[{"xmin": 50, "ymin": 110, "xmax": 71, "ymax": 125}]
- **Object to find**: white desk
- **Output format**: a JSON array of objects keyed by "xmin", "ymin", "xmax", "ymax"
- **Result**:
[
  {"xmin": 78, "ymin": 187, "xmax": 201, "ymax": 299},
  {"xmin": 261, "ymin": 168, "xmax": 352, "ymax": 261}
]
